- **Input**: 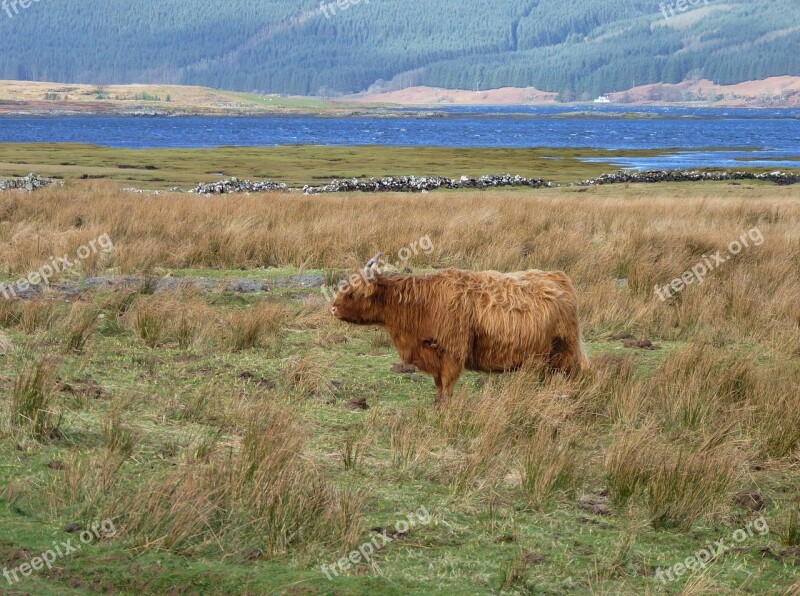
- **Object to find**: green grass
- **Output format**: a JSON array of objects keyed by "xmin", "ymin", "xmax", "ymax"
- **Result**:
[
  {"xmin": 218, "ymin": 90, "xmax": 343, "ymax": 111},
  {"xmin": 0, "ymin": 278, "xmax": 796, "ymax": 595},
  {"xmin": 0, "ymin": 143, "xmax": 739, "ymax": 190}
]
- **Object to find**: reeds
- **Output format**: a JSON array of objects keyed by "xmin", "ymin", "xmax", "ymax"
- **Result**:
[
  {"xmin": 109, "ymin": 403, "xmax": 363, "ymax": 557},
  {"xmin": 9, "ymin": 358, "xmax": 61, "ymax": 440}
]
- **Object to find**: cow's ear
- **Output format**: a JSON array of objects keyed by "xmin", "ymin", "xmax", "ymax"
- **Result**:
[{"xmin": 372, "ymin": 270, "xmax": 391, "ymax": 291}]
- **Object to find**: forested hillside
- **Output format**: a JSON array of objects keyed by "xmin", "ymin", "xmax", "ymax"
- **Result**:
[{"xmin": 1, "ymin": 0, "xmax": 798, "ymax": 96}]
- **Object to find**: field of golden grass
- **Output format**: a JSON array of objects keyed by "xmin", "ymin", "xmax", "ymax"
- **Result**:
[
  {"xmin": 0, "ymin": 81, "xmax": 341, "ymax": 115},
  {"xmin": 0, "ymin": 180, "xmax": 798, "ymax": 594}
]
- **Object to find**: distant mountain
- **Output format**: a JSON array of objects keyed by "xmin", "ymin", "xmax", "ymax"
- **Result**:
[{"xmin": 1, "ymin": 0, "xmax": 798, "ymax": 97}]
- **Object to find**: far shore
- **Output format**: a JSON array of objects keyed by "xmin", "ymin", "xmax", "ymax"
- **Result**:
[{"xmin": 1, "ymin": 77, "xmax": 798, "ymax": 118}]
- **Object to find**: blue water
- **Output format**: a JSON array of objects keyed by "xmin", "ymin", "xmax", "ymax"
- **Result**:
[{"xmin": 1, "ymin": 106, "xmax": 799, "ymax": 169}]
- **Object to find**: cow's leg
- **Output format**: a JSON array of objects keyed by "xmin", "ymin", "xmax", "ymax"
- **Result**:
[
  {"xmin": 548, "ymin": 337, "xmax": 570, "ymax": 373},
  {"xmin": 434, "ymin": 375, "xmax": 444, "ymax": 407},
  {"xmin": 550, "ymin": 302, "xmax": 590, "ymax": 376},
  {"xmin": 549, "ymin": 334, "xmax": 588, "ymax": 377},
  {"xmin": 436, "ymin": 355, "xmax": 463, "ymax": 407},
  {"xmin": 440, "ymin": 376, "xmax": 457, "ymax": 405}
]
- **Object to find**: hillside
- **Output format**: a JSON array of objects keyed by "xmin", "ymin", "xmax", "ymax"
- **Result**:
[
  {"xmin": 0, "ymin": 0, "xmax": 798, "ymax": 97},
  {"xmin": 351, "ymin": 77, "xmax": 800, "ymax": 107},
  {"xmin": 0, "ymin": 81, "xmax": 352, "ymax": 116}
]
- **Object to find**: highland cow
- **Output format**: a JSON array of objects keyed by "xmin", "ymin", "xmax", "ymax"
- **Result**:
[{"xmin": 331, "ymin": 257, "xmax": 589, "ymax": 406}]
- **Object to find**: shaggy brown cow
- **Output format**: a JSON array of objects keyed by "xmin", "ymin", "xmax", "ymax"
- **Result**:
[{"xmin": 330, "ymin": 259, "xmax": 589, "ymax": 406}]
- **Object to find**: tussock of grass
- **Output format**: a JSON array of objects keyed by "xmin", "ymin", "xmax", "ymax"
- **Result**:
[
  {"xmin": 518, "ymin": 424, "xmax": 581, "ymax": 510},
  {"xmin": 61, "ymin": 301, "xmax": 101, "ymax": 353},
  {"xmin": 131, "ymin": 298, "xmax": 166, "ymax": 348},
  {"xmin": 294, "ymin": 296, "xmax": 332, "ymax": 331},
  {"xmin": 780, "ymin": 501, "xmax": 800, "ymax": 547},
  {"xmin": 103, "ymin": 413, "xmax": 139, "ymax": 459},
  {"xmin": 389, "ymin": 414, "xmax": 432, "ymax": 475},
  {"xmin": 0, "ymin": 329, "xmax": 12, "ymax": 354},
  {"xmin": 645, "ymin": 446, "xmax": 739, "ymax": 529},
  {"xmin": 593, "ymin": 531, "xmax": 638, "ymax": 581},
  {"xmin": 283, "ymin": 352, "xmax": 332, "ymax": 398},
  {"xmin": 9, "ymin": 358, "xmax": 61, "ymax": 441},
  {"xmin": 19, "ymin": 300, "xmax": 56, "ymax": 333},
  {"xmin": 0, "ymin": 299, "xmax": 22, "ymax": 328},
  {"xmin": 228, "ymin": 301, "xmax": 287, "ymax": 352},
  {"xmin": 340, "ymin": 433, "xmax": 363, "ymax": 472},
  {"xmin": 606, "ymin": 426, "xmax": 740, "ymax": 528},
  {"xmin": 109, "ymin": 403, "xmax": 363, "ymax": 557},
  {"xmin": 97, "ymin": 289, "xmax": 137, "ymax": 335}
]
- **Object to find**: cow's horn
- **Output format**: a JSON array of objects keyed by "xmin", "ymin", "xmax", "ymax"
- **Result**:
[
  {"xmin": 364, "ymin": 252, "xmax": 385, "ymax": 276},
  {"xmin": 365, "ymin": 252, "xmax": 384, "ymax": 270}
]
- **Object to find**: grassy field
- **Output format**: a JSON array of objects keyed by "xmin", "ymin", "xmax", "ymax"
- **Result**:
[
  {"xmin": 0, "ymin": 81, "xmax": 346, "ymax": 116},
  {"xmin": 0, "ymin": 144, "xmax": 732, "ymax": 190},
  {"xmin": 0, "ymin": 180, "xmax": 799, "ymax": 595}
]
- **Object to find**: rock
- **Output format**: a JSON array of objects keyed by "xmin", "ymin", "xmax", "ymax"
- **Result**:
[
  {"xmin": 0, "ymin": 173, "xmax": 57, "ymax": 192},
  {"xmin": 734, "ymin": 490, "xmax": 766, "ymax": 512},
  {"xmin": 302, "ymin": 173, "xmax": 549, "ymax": 194},
  {"xmin": 579, "ymin": 169, "xmax": 800, "ymax": 187},
  {"xmin": 522, "ymin": 550, "xmax": 547, "ymax": 565},
  {"xmin": 391, "ymin": 363, "xmax": 418, "ymax": 374},
  {"xmin": 300, "ymin": 169, "xmax": 800, "ymax": 194},
  {"xmin": 578, "ymin": 495, "xmax": 612, "ymax": 516},
  {"xmin": 238, "ymin": 371, "xmax": 276, "ymax": 389},
  {"xmin": 346, "ymin": 396, "xmax": 369, "ymax": 410},
  {"xmin": 621, "ymin": 337, "xmax": 660, "ymax": 350},
  {"xmin": 189, "ymin": 178, "xmax": 288, "ymax": 195}
]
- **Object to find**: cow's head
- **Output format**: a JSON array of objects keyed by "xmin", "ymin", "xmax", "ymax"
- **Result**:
[{"xmin": 330, "ymin": 254, "xmax": 387, "ymax": 324}]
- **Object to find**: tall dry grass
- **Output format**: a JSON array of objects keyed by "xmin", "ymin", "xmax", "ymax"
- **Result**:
[
  {"xmin": 119, "ymin": 291, "xmax": 289, "ymax": 351},
  {"xmin": 104, "ymin": 402, "xmax": 363, "ymax": 557},
  {"xmin": 1, "ymin": 180, "xmax": 797, "ymax": 350},
  {"xmin": 8, "ymin": 358, "xmax": 61, "ymax": 441},
  {"xmin": 0, "ymin": 328, "xmax": 12, "ymax": 354}
]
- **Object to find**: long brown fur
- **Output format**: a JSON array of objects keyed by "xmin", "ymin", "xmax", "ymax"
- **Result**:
[{"xmin": 331, "ymin": 268, "xmax": 590, "ymax": 406}]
